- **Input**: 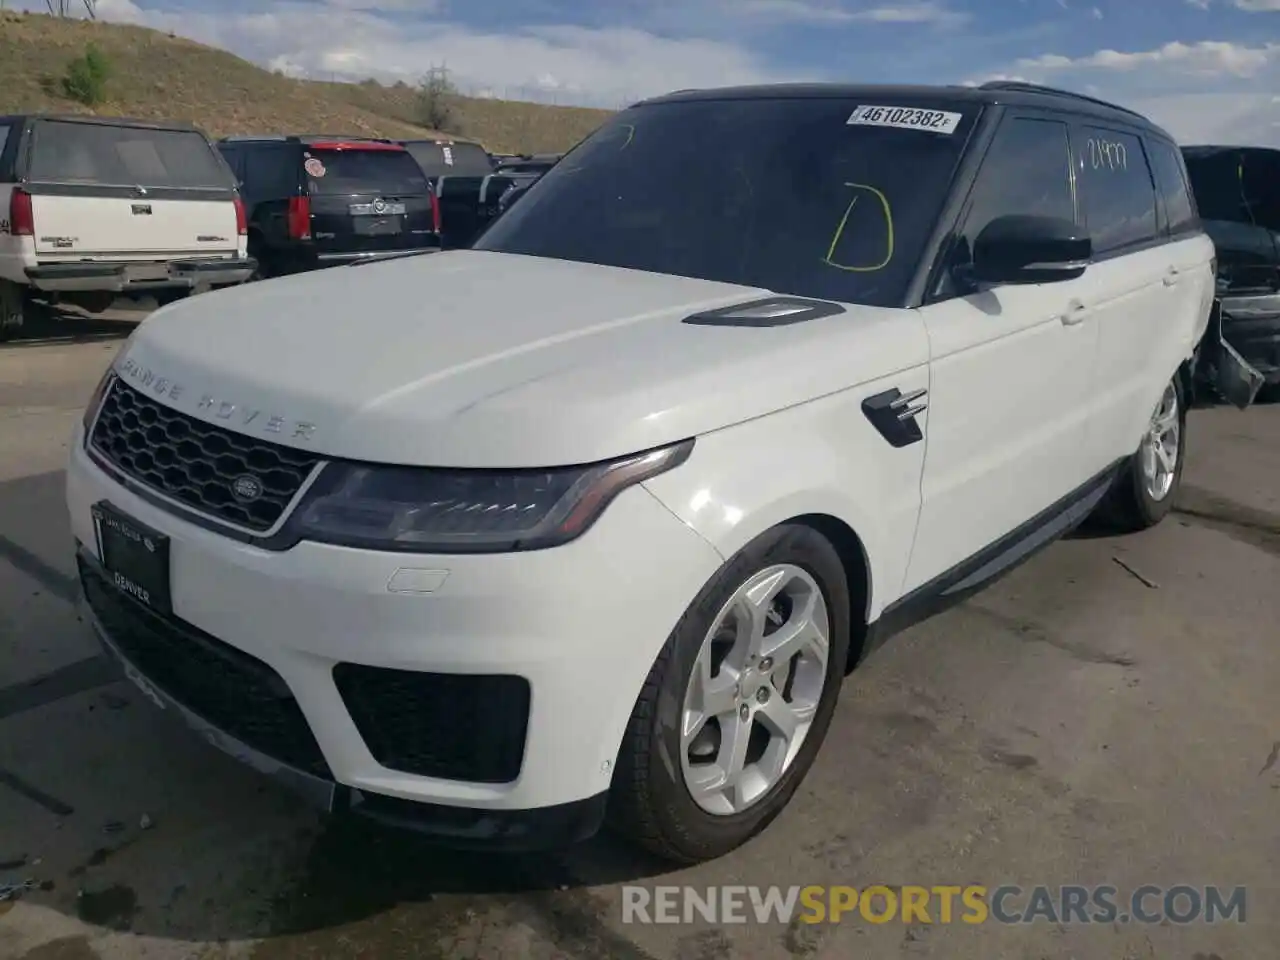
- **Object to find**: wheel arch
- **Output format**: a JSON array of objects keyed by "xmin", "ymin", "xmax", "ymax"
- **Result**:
[{"xmin": 784, "ymin": 513, "xmax": 872, "ymax": 674}]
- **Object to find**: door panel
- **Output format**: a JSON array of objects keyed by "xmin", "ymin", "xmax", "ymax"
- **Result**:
[
  {"xmin": 1071, "ymin": 124, "xmax": 1171, "ymax": 465},
  {"xmin": 904, "ymin": 113, "xmax": 1099, "ymax": 594},
  {"xmin": 908, "ymin": 284, "xmax": 1098, "ymax": 593},
  {"xmin": 1080, "ymin": 245, "xmax": 1176, "ymax": 465}
]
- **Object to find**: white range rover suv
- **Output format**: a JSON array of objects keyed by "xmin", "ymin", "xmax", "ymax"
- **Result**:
[{"xmin": 67, "ymin": 82, "xmax": 1216, "ymax": 864}]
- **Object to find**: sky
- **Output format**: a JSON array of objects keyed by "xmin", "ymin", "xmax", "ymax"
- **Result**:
[{"xmin": 13, "ymin": 0, "xmax": 1280, "ymax": 145}]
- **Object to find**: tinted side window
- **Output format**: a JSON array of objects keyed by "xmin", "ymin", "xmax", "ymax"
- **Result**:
[
  {"xmin": 1146, "ymin": 139, "xmax": 1197, "ymax": 236},
  {"xmin": 0, "ymin": 125, "xmax": 11, "ymax": 164},
  {"xmin": 244, "ymin": 145, "xmax": 300, "ymax": 198},
  {"xmin": 217, "ymin": 145, "xmax": 244, "ymax": 182},
  {"xmin": 1076, "ymin": 126, "xmax": 1158, "ymax": 254},
  {"xmin": 940, "ymin": 116, "xmax": 1074, "ymax": 290}
]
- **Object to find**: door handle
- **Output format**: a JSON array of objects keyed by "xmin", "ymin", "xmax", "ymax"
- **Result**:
[
  {"xmin": 1163, "ymin": 267, "xmax": 1180, "ymax": 287},
  {"xmin": 1059, "ymin": 301, "xmax": 1087, "ymax": 326}
]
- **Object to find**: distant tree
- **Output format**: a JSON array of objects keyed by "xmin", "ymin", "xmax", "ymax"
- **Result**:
[
  {"xmin": 415, "ymin": 66, "xmax": 459, "ymax": 133},
  {"xmin": 61, "ymin": 43, "xmax": 111, "ymax": 105}
]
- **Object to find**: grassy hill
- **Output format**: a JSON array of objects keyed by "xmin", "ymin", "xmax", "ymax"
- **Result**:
[{"xmin": 0, "ymin": 10, "xmax": 614, "ymax": 153}]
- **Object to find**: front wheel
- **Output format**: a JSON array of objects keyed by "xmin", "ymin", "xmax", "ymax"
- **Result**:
[
  {"xmin": 1101, "ymin": 373, "xmax": 1186, "ymax": 532},
  {"xmin": 607, "ymin": 524, "xmax": 851, "ymax": 864}
]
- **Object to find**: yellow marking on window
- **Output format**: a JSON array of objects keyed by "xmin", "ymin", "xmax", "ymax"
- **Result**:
[{"xmin": 822, "ymin": 182, "xmax": 894, "ymax": 272}]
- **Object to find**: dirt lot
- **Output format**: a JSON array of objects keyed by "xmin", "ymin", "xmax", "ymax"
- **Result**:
[{"xmin": 0, "ymin": 308, "xmax": 1277, "ymax": 960}]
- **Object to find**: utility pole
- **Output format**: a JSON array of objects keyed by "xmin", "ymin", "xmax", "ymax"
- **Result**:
[{"xmin": 45, "ymin": 0, "xmax": 96, "ymax": 16}]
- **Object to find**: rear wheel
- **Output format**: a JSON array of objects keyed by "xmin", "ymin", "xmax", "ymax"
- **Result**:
[
  {"xmin": 1101, "ymin": 373, "xmax": 1186, "ymax": 531},
  {"xmin": 608, "ymin": 524, "xmax": 851, "ymax": 864},
  {"xmin": 0, "ymin": 280, "xmax": 27, "ymax": 341}
]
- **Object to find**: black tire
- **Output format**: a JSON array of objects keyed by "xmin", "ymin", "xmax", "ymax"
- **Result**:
[
  {"xmin": 1100, "ymin": 372, "xmax": 1187, "ymax": 532},
  {"xmin": 607, "ymin": 523, "xmax": 852, "ymax": 864},
  {"xmin": 0, "ymin": 279, "xmax": 26, "ymax": 341}
]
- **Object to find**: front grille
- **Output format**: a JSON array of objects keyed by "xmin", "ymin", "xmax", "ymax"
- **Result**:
[
  {"xmin": 80, "ymin": 557, "xmax": 332, "ymax": 779},
  {"xmin": 89, "ymin": 379, "xmax": 322, "ymax": 532},
  {"xmin": 333, "ymin": 664, "xmax": 530, "ymax": 783}
]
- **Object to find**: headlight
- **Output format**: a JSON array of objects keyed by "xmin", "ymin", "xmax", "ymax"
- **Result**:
[
  {"xmin": 82, "ymin": 328, "xmax": 141, "ymax": 433},
  {"xmin": 82, "ymin": 366, "xmax": 116, "ymax": 433},
  {"xmin": 290, "ymin": 439, "xmax": 694, "ymax": 553}
]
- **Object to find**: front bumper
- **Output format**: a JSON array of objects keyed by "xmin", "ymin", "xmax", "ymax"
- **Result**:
[
  {"xmin": 26, "ymin": 257, "xmax": 257, "ymax": 293},
  {"xmin": 66, "ymin": 430, "xmax": 722, "ymax": 846}
]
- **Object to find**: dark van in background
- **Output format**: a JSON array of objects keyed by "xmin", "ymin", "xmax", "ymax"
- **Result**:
[
  {"xmin": 216, "ymin": 135, "xmax": 441, "ymax": 278},
  {"xmin": 394, "ymin": 137, "xmax": 522, "ymax": 249},
  {"xmin": 1182, "ymin": 144, "xmax": 1280, "ymax": 394}
]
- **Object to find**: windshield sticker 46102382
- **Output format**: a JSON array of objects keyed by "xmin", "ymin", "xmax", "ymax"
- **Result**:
[{"xmin": 848, "ymin": 105, "xmax": 963, "ymax": 135}]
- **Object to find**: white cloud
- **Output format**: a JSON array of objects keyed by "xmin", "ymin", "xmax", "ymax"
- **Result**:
[
  {"xmin": 1129, "ymin": 92, "xmax": 1280, "ymax": 145},
  {"xmin": 975, "ymin": 38, "xmax": 1280, "ymax": 147},
  {"xmin": 1187, "ymin": 0, "xmax": 1280, "ymax": 8},
  {"xmin": 1018, "ymin": 40, "xmax": 1279, "ymax": 77},
  {"xmin": 734, "ymin": 0, "xmax": 967, "ymax": 23}
]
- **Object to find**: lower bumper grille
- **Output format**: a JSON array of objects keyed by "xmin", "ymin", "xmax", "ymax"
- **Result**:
[
  {"xmin": 333, "ymin": 664, "xmax": 530, "ymax": 783},
  {"xmin": 79, "ymin": 557, "xmax": 332, "ymax": 779}
]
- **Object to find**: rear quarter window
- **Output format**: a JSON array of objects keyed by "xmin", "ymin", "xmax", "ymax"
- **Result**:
[
  {"xmin": 28, "ymin": 121, "xmax": 233, "ymax": 189},
  {"xmin": 1146, "ymin": 139, "xmax": 1198, "ymax": 236}
]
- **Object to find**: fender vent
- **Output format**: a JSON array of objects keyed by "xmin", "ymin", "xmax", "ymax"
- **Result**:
[{"xmin": 682, "ymin": 296, "xmax": 845, "ymax": 328}]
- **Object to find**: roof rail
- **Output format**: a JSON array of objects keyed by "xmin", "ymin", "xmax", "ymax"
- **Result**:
[
  {"xmin": 219, "ymin": 134, "xmax": 289, "ymax": 142},
  {"xmin": 978, "ymin": 80, "xmax": 1146, "ymax": 120}
]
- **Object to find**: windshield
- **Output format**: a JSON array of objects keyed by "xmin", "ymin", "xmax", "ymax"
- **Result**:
[
  {"xmin": 28, "ymin": 120, "xmax": 232, "ymax": 188},
  {"xmin": 475, "ymin": 97, "xmax": 976, "ymax": 307},
  {"xmin": 403, "ymin": 141, "xmax": 493, "ymax": 178},
  {"xmin": 304, "ymin": 148, "xmax": 430, "ymax": 196}
]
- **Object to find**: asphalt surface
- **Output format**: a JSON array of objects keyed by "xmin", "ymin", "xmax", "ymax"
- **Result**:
[{"xmin": 0, "ymin": 303, "xmax": 1277, "ymax": 960}]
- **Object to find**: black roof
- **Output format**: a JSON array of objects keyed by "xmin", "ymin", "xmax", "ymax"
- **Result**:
[
  {"xmin": 0, "ymin": 113, "xmax": 205, "ymax": 133},
  {"xmin": 218, "ymin": 134, "xmax": 402, "ymax": 144},
  {"xmin": 635, "ymin": 81, "xmax": 1168, "ymax": 138},
  {"xmin": 395, "ymin": 137, "xmax": 486, "ymax": 147}
]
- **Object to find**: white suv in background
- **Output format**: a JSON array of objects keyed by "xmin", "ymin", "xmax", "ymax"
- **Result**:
[
  {"xmin": 68, "ymin": 82, "xmax": 1215, "ymax": 864},
  {"xmin": 0, "ymin": 114, "xmax": 254, "ymax": 337}
]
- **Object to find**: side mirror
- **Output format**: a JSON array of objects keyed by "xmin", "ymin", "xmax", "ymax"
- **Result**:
[{"xmin": 971, "ymin": 214, "xmax": 1091, "ymax": 285}]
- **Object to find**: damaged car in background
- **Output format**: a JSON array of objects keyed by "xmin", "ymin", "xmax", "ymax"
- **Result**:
[{"xmin": 1182, "ymin": 143, "xmax": 1280, "ymax": 405}]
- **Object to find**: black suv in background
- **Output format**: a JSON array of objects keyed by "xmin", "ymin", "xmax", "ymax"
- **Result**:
[
  {"xmin": 216, "ymin": 136, "xmax": 441, "ymax": 278},
  {"xmin": 1182, "ymin": 144, "xmax": 1280, "ymax": 392},
  {"xmin": 397, "ymin": 138, "xmax": 494, "ymax": 178},
  {"xmin": 395, "ymin": 137, "xmax": 524, "ymax": 248},
  {"xmin": 491, "ymin": 153, "xmax": 562, "ymax": 215}
]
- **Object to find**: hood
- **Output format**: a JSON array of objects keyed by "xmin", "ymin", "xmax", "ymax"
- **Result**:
[{"xmin": 115, "ymin": 250, "xmax": 920, "ymax": 467}]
